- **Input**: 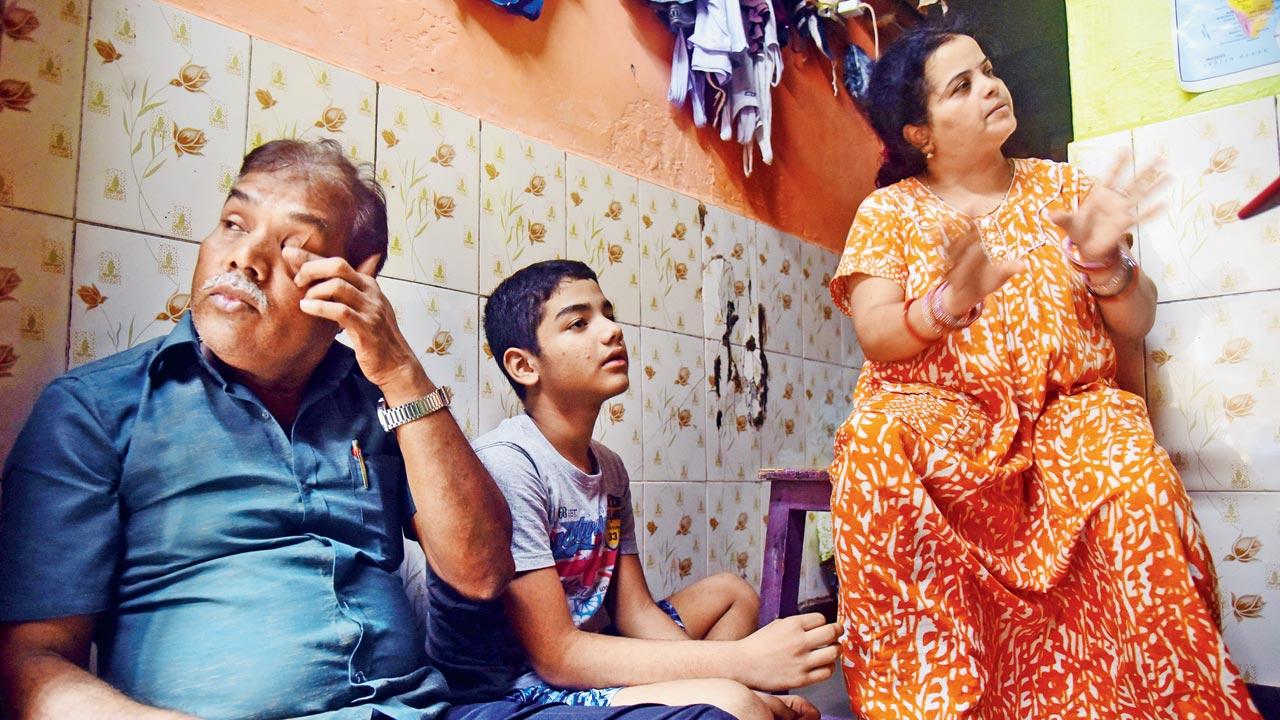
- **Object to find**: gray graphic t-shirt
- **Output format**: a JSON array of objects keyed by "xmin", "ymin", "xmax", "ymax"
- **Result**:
[
  {"xmin": 477, "ymin": 414, "xmax": 639, "ymax": 630},
  {"xmin": 423, "ymin": 415, "xmax": 642, "ymax": 699}
]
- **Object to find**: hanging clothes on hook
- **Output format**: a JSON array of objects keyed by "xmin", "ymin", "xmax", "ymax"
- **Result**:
[
  {"xmin": 486, "ymin": 0, "xmax": 544, "ymax": 20},
  {"xmin": 645, "ymin": 0, "xmax": 789, "ymax": 176}
]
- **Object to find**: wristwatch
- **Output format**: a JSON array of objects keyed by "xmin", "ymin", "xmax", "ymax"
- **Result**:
[{"xmin": 377, "ymin": 386, "xmax": 453, "ymax": 431}]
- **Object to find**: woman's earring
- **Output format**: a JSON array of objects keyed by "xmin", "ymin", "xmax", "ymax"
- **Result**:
[{"xmin": 924, "ymin": 145, "xmax": 935, "ymax": 160}]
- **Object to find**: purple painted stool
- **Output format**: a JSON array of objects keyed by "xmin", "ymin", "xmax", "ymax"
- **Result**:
[{"xmin": 757, "ymin": 468, "xmax": 832, "ymax": 627}]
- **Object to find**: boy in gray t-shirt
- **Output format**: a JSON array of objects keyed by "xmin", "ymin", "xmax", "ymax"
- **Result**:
[{"xmin": 427, "ymin": 261, "xmax": 839, "ymax": 720}]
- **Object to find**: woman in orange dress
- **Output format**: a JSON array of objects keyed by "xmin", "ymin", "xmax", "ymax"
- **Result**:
[{"xmin": 827, "ymin": 28, "xmax": 1261, "ymax": 719}]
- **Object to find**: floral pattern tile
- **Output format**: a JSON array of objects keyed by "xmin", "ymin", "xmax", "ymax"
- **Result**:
[
  {"xmin": 641, "ymin": 481, "xmax": 707, "ymax": 599},
  {"xmin": 702, "ymin": 206, "xmax": 756, "ymax": 347},
  {"xmin": 479, "ymin": 123, "xmax": 566, "ymax": 295},
  {"xmin": 803, "ymin": 359, "xmax": 856, "ymax": 470},
  {"xmin": 707, "ymin": 482, "xmax": 763, "ymax": 589},
  {"xmin": 379, "ymin": 277, "xmax": 481, "ymax": 439},
  {"xmin": 640, "ymin": 327, "xmax": 706, "ymax": 483},
  {"xmin": 477, "ymin": 295, "xmax": 523, "ymax": 435},
  {"xmin": 0, "ymin": 0, "xmax": 88, "ymax": 218},
  {"xmin": 1188, "ymin": 492, "xmax": 1280, "ymax": 686},
  {"xmin": 1133, "ymin": 97, "xmax": 1280, "ymax": 302},
  {"xmin": 247, "ymin": 39, "xmax": 375, "ymax": 164},
  {"xmin": 0, "ymin": 208, "xmax": 73, "ymax": 460},
  {"xmin": 1145, "ymin": 291, "xmax": 1280, "ymax": 492},
  {"xmin": 593, "ymin": 323, "xmax": 643, "ymax": 481},
  {"xmin": 753, "ymin": 224, "xmax": 804, "ymax": 357},
  {"xmin": 638, "ymin": 181, "xmax": 703, "ymax": 336},
  {"xmin": 704, "ymin": 339, "xmax": 762, "ymax": 483},
  {"xmin": 566, "ymin": 154, "xmax": 640, "ymax": 325},
  {"xmin": 76, "ymin": 0, "xmax": 249, "ymax": 241},
  {"xmin": 375, "ymin": 85, "xmax": 480, "ymax": 294},
  {"xmin": 761, "ymin": 351, "xmax": 805, "ymax": 470},
  {"xmin": 68, "ymin": 223, "xmax": 196, "ymax": 368},
  {"xmin": 802, "ymin": 241, "xmax": 856, "ymax": 366}
]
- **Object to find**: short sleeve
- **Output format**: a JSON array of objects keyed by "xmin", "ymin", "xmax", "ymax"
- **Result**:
[
  {"xmin": 829, "ymin": 187, "xmax": 911, "ymax": 317},
  {"xmin": 474, "ymin": 442, "xmax": 555, "ymax": 572},
  {"xmin": 0, "ymin": 377, "xmax": 124, "ymax": 621},
  {"xmin": 616, "ymin": 480, "xmax": 638, "ymax": 556}
]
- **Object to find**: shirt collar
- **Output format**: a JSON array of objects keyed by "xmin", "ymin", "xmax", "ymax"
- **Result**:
[{"xmin": 148, "ymin": 312, "xmax": 359, "ymax": 395}]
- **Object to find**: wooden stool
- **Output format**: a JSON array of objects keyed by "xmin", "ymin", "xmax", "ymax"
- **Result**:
[{"xmin": 757, "ymin": 468, "xmax": 833, "ymax": 627}]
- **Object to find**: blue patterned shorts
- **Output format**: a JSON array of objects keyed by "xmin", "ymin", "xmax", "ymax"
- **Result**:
[{"xmin": 506, "ymin": 599, "xmax": 685, "ymax": 708}]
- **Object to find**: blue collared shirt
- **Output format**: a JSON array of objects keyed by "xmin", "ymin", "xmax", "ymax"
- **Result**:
[{"xmin": 0, "ymin": 315, "xmax": 447, "ymax": 719}]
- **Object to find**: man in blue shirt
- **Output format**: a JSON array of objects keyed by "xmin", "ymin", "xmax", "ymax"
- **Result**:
[{"xmin": 0, "ymin": 140, "xmax": 732, "ymax": 720}]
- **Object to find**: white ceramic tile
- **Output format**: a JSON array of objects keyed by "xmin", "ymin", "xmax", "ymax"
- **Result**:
[
  {"xmin": 593, "ymin": 323, "xmax": 643, "ymax": 480},
  {"xmin": 753, "ymin": 224, "xmax": 804, "ymax": 357},
  {"xmin": 379, "ymin": 277, "xmax": 481, "ymax": 439},
  {"xmin": 76, "ymin": 0, "xmax": 249, "ymax": 240},
  {"xmin": 1189, "ymin": 492, "xmax": 1280, "ymax": 686},
  {"xmin": 641, "ymin": 481, "xmax": 707, "ymax": 599},
  {"xmin": 566, "ymin": 154, "xmax": 640, "ymax": 325},
  {"xmin": 702, "ymin": 206, "xmax": 756, "ymax": 347},
  {"xmin": 247, "ymin": 39, "xmax": 375, "ymax": 164},
  {"xmin": 761, "ymin": 351, "xmax": 805, "ymax": 470},
  {"xmin": 640, "ymin": 327, "xmax": 706, "ymax": 482},
  {"xmin": 707, "ymin": 482, "xmax": 764, "ymax": 590},
  {"xmin": 1145, "ymin": 292, "xmax": 1280, "ymax": 491},
  {"xmin": 638, "ymin": 181, "xmax": 703, "ymax": 336},
  {"xmin": 68, "ymin": 223, "xmax": 197, "ymax": 368},
  {"xmin": 802, "ymin": 241, "xmax": 855, "ymax": 366},
  {"xmin": 477, "ymin": 295, "xmax": 523, "ymax": 434},
  {"xmin": 704, "ymin": 339, "xmax": 762, "ymax": 483},
  {"xmin": 478, "ymin": 123, "xmax": 566, "ymax": 295},
  {"xmin": 803, "ymin": 360, "xmax": 856, "ymax": 470},
  {"xmin": 0, "ymin": 208, "xmax": 73, "ymax": 461},
  {"xmin": 1066, "ymin": 129, "xmax": 1136, "ymax": 186},
  {"xmin": 375, "ymin": 85, "xmax": 480, "ymax": 295},
  {"xmin": 1133, "ymin": 97, "xmax": 1280, "ymax": 301},
  {"xmin": 0, "ymin": 0, "xmax": 88, "ymax": 217}
]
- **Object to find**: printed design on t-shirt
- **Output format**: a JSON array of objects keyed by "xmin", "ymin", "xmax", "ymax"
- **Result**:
[{"xmin": 551, "ymin": 494, "xmax": 625, "ymax": 625}]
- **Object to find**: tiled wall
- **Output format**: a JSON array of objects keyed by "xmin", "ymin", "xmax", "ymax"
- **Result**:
[
  {"xmin": 1070, "ymin": 96, "xmax": 1280, "ymax": 685},
  {"xmin": 0, "ymin": 0, "xmax": 860, "ymax": 608}
]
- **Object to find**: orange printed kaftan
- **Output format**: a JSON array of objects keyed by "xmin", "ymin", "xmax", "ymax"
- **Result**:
[{"xmin": 826, "ymin": 159, "xmax": 1260, "ymax": 719}]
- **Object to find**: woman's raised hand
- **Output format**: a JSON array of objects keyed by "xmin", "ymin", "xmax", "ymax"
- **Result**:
[
  {"xmin": 939, "ymin": 218, "xmax": 1025, "ymax": 311},
  {"xmin": 1050, "ymin": 152, "xmax": 1167, "ymax": 265}
]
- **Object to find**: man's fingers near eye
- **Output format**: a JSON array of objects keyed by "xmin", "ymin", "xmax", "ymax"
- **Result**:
[
  {"xmin": 290, "ymin": 254, "xmax": 366, "ymax": 290},
  {"xmin": 282, "ymin": 245, "xmax": 323, "ymax": 274},
  {"xmin": 304, "ymin": 278, "xmax": 364, "ymax": 307}
]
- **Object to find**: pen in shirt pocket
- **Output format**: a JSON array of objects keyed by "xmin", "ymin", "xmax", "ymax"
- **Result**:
[{"xmin": 351, "ymin": 439, "xmax": 369, "ymax": 490}]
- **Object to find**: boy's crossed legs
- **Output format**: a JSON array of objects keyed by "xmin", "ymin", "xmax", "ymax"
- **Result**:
[{"xmin": 513, "ymin": 574, "xmax": 826, "ymax": 720}]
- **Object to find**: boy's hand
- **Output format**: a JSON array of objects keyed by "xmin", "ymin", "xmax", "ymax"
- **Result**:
[
  {"xmin": 736, "ymin": 613, "xmax": 839, "ymax": 691},
  {"xmin": 756, "ymin": 692, "xmax": 821, "ymax": 720}
]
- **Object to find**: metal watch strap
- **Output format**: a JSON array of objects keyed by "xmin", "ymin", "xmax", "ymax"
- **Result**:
[{"xmin": 377, "ymin": 386, "xmax": 452, "ymax": 431}]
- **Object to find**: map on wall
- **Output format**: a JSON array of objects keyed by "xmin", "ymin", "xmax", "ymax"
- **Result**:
[{"xmin": 1175, "ymin": 0, "xmax": 1280, "ymax": 91}]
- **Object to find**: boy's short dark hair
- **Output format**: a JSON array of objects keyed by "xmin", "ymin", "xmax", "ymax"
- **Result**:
[{"xmin": 484, "ymin": 260, "xmax": 600, "ymax": 399}]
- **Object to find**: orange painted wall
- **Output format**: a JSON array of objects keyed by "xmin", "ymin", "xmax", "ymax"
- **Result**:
[{"xmin": 164, "ymin": 0, "xmax": 880, "ymax": 251}]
